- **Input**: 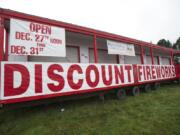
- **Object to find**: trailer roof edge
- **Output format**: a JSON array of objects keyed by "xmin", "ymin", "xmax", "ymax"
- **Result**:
[{"xmin": 0, "ymin": 8, "xmax": 180, "ymax": 53}]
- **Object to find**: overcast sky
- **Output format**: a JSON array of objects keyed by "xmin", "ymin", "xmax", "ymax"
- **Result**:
[{"xmin": 0, "ymin": 0, "xmax": 180, "ymax": 44}]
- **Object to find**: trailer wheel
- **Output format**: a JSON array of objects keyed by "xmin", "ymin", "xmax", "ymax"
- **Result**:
[
  {"xmin": 116, "ymin": 89, "xmax": 126, "ymax": 100},
  {"xmin": 144, "ymin": 84, "xmax": 151, "ymax": 93},
  {"xmin": 152, "ymin": 82, "xmax": 160, "ymax": 90},
  {"xmin": 131, "ymin": 86, "xmax": 140, "ymax": 96}
]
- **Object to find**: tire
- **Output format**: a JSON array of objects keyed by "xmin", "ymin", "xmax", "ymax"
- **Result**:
[
  {"xmin": 116, "ymin": 89, "xmax": 126, "ymax": 100},
  {"xmin": 144, "ymin": 84, "xmax": 151, "ymax": 93},
  {"xmin": 152, "ymin": 82, "xmax": 160, "ymax": 90},
  {"xmin": 131, "ymin": 86, "xmax": 140, "ymax": 96}
]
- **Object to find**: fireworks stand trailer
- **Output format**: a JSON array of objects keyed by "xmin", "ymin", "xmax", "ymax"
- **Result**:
[{"xmin": 0, "ymin": 8, "xmax": 180, "ymax": 106}]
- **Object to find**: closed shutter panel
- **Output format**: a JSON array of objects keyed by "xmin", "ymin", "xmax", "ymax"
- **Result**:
[
  {"xmin": 146, "ymin": 56, "xmax": 152, "ymax": 64},
  {"xmin": 98, "ymin": 50, "xmax": 117, "ymax": 63},
  {"xmin": 66, "ymin": 46, "xmax": 79, "ymax": 63},
  {"xmin": 89, "ymin": 49, "xmax": 95, "ymax": 63},
  {"xmin": 89, "ymin": 49, "xmax": 117, "ymax": 63},
  {"xmin": 124, "ymin": 55, "xmax": 141, "ymax": 64},
  {"xmin": 162, "ymin": 57, "xmax": 170, "ymax": 65},
  {"xmin": 154, "ymin": 56, "xmax": 159, "ymax": 65}
]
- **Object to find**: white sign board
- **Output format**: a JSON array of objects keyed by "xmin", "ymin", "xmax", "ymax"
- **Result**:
[
  {"xmin": 107, "ymin": 40, "xmax": 135, "ymax": 56},
  {"xmin": 9, "ymin": 19, "xmax": 66, "ymax": 57}
]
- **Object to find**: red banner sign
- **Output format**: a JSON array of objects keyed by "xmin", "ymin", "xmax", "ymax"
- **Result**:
[{"xmin": 0, "ymin": 62, "xmax": 176, "ymax": 102}]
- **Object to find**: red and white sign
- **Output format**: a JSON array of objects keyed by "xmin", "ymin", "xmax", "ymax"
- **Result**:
[
  {"xmin": 9, "ymin": 19, "xmax": 66, "ymax": 57},
  {"xmin": 0, "ymin": 62, "xmax": 176, "ymax": 101}
]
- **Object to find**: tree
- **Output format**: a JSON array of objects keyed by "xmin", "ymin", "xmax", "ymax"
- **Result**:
[
  {"xmin": 173, "ymin": 37, "xmax": 180, "ymax": 50},
  {"xmin": 157, "ymin": 39, "xmax": 172, "ymax": 48}
]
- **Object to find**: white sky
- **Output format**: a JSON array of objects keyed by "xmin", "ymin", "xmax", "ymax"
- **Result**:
[{"xmin": 0, "ymin": 0, "xmax": 180, "ymax": 44}]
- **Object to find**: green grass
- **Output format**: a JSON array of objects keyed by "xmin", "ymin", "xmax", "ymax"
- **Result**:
[{"xmin": 0, "ymin": 83, "xmax": 180, "ymax": 135}]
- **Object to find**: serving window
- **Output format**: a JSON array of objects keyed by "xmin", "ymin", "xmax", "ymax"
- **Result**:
[
  {"xmin": 89, "ymin": 48, "xmax": 118, "ymax": 64},
  {"xmin": 152, "ymin": 49, "xmax": 171, "ymax": 65}
]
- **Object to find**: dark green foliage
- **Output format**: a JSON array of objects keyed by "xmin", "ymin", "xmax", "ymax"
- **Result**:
[
  {"xmin": 157, "ymin": 39, "xmax": 172, "ymax": 48},
  {"xmin": 173, "ymin": 37, "xmax": 180, "ymax": 50}
]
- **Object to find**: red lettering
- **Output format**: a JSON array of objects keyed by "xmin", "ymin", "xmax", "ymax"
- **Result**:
[
  {"xmin": 155, "ymin": 66, "xmax": 161, "ymax": 79},
  {"xmin": 161, "ymin": 66, "xmax": 165, "ymax": 78},
  {"xmin": 133, "ymin": 65, "xmax": 138, "ymax": 83},
  {"xmin": 172, "ymin": 66, "xmax": 176, "ymax": 77},
  {"xmin": 146, "ymin": 66, "xmax": 151, "ymax": 80},
  {"xmin": 86, "ymin": 65, "xmax": 99, "ymax": 87},
  {"xmin": 11, "ymin": 46, "xmax": 26, "ymax": 54},
  {"xmin": 165, "ymin": 66, "xmax": 169, "ymax": 78},
  {"xmin": 30, "ymin": 23, "xmax": 51, "ymax": 35},
  {"xmin": 35, "ymin": 64, "xmax": 42, "ymax": 93},
  {"xmin": 15, "ymin": 32, "xmax": 31, "ymax": 41},
  {"xmin": 168, "ymin": 66, "xmax": 172, "ymax": 77},
  {"xmin": 114, "ymin": 65, "xmax": 124, "ymax": 84},
  {"xmin": 101, "ymin": 65, "xmax": 113, "ymax": 86},
  {"xmin": 67, "ymin": 65, "xmax": 83, "ymax": 90},
  {"xmin": 137, "ymin": 65, "xmax": 143, "ymax": 81},
  {"xmin": 4, "ymin": 64, "xmax": 30, "ymax": 96},
  {"xmin": 151, "ymin": 66, "xmax": 156, "ymax": 79},
  {"xmin": 47, "ymin": 64, "xmax": 65, "ymax": 92}
]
